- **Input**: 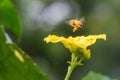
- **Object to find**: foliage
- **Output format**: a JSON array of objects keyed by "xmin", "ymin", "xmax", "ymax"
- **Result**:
[
  {"xmin": 82, "ymin": 72, "xmax": 115, "ymax": 80},
  {"xmin": 0, "ymin": 0, "xmax": 48, "ymax": 80},
  {"xmin": 0, "ymin": 0, "xmax": 21, "ymax": 38}
]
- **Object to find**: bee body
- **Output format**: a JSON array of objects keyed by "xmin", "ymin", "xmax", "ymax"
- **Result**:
[{"xmin": 67, "ymin": 17, "xmax": 84, "ymax": 32}]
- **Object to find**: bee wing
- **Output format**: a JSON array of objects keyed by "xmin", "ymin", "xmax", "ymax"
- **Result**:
[
  {"xmin": 78, "ymin": 17, "xmax": 85, "ymax": 26},
  {"xmin": 79, "ymin": 17, "xmax": 85, "ymax": 23}
]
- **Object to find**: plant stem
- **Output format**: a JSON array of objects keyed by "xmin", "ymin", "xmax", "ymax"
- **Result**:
[
  {"xmin": 65, "ymin": 54, "xmax": 78, "ymax": 80},
  {"xmin": 64, "ymin": 64, "xmax": 76, "ymax": 80}
]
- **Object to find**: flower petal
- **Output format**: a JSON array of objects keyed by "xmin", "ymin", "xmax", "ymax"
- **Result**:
[
  {"xmin": 74, "ymin": 34, "xmax": 106, "ymax": 48},
  {"xmin": 44, "ymin": 34, "xmax": 106, "ymax": 60},
  {"xmin": 44, "ymin": 34, "xmax": 64, "ymax": 43}
]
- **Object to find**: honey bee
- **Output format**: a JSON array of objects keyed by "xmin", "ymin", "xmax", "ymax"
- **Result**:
[{"xmin": 66, "ymin": 17, "xmax": 84, "ymax": 32}]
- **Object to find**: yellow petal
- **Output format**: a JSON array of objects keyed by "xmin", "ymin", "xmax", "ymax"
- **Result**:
[
  {"xmin": 44, "ymin": 34, "xmax": 106, "ymax": 60},
  {"xmin": 74, "ymin": 34, "xmax": 106, "ymax": 48},
  {"xmin": 44, "ymin": 34, "xmax": 64, "ymax": 43},
  {"xmin": 44, "ymin": 34, "xmax": 106, "ymax": 50}
]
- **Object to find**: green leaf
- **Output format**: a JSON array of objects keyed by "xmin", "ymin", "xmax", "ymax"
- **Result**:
[
  {"xmin": 82, "ymin": 71, "xmax": 116, "ymax": 80},
  {"xmin": 0, "ymin": 27, "xmax": 48, "ymax": 80},
  {"xmin": 0, "ymin": 44, "xmax": 48, "ymax": 80},
  {"xmin": 0, "ymin": 0, "xmax": 21, "ymax": 38},
  {"xmin": 0, "ymin": 26, "xmax": 6, "ymax": 43}
]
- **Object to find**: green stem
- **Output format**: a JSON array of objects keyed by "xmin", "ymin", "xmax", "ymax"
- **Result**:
[
  {"xmin": 64, "ymin": 53, "xmax": 83, "ymax": 80},
  {"xmin": 64, "ymin": 64, "xmax": 76, "ymax": 80},
  {"xmin": 64, "ymin": 54, "xmax": 78, "ymax": 80}
]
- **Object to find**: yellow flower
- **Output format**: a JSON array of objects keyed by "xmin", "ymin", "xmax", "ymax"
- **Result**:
[{"xmin": 44, "ymin": 34, "xmax": 106, "ymax": 60}]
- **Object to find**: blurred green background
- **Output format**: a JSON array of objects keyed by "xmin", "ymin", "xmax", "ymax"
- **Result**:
[{"xmin": 12, "ymin": 0, "xmax": 120, "ymax": 80}]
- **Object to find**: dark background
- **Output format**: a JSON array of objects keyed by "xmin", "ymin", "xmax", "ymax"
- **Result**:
[{"xmin": 12, "ymin": 0, "xmax": 120, "ymax": 80}]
